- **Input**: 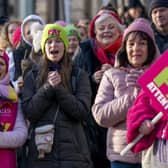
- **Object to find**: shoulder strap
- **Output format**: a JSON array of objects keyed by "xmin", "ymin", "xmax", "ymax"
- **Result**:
[{"xmin": 71, "ymin": 67, "xmax": 81, "ymax": 94}]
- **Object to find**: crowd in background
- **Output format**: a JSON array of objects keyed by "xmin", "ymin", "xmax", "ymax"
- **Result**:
[{"xmin": 0, "ymin": 0, "xmax": 167, "ymax": 168}]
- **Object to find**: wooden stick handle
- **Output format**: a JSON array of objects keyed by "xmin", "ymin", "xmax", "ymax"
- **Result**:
[{"xmin": 120, "ymin": 112, "xmax": 163, "ymax": 156}]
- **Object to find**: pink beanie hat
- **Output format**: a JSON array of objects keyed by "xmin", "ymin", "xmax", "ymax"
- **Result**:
[
  {"xmin": 123, "ymin": 18, "xmax": 155, "ymax": 42},
  {"xmin": 54, "ymin": 20, "xmax": 67, "ymax": 27},
  {"xmin": 0, "ymin": 49, "xmax": 9, "ymax": 72},
  {"xmin": 12, "ymin": 26, "xmax": 21, "ymax": 47}
]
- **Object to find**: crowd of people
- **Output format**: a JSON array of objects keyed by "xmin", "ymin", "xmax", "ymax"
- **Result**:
[{"xmin": 0, "ymin": 0, "xmax": 167, "ymax": 168}]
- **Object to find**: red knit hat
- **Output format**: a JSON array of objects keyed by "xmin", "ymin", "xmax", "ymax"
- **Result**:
[
  {"xmin": 12, "ymin": 26, "xmax": 21, "ymax": 48},
  {"xmin": 0, "ymin": 49, "xmax": 9, "ymax": 72},
  {"xmin": 89, "ymin": 11, "xmax": 122, "ymax": 38}
]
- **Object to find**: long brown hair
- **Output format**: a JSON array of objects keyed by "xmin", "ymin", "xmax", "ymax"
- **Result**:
[{"xmin": 36, "ymin": 49, "xmax": 72, "ymax": 90}]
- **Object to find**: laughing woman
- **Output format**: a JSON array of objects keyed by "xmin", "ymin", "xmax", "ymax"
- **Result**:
[
  {"xmin": 21, "ymin": 24, "xmax": 93, "ymax": 168},
  {"xmin": 74, "ymin": 10, "xmax": 125, "ymax": 168}
]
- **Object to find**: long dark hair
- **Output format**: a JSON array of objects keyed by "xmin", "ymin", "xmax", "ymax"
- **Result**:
[
  {"xmin": 116, "ymin": 31, "xmax": 156, "ymax": 68},
  {"xmin": 36, "ymin": 49, "xmax": 72, "ymax": 90}
]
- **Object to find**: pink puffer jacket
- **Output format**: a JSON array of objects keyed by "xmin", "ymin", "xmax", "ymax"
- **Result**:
[{"xmin": 92, "ymin": 67, "xmax": 142, "ymax": 164}]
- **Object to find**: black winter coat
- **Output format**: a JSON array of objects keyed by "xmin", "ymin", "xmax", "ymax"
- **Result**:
[
  {"xmin": 21, "ymin": 66, "xmax": 93, "ymax": 168},
  {"xmin": 74, "ymin": 39, "xmax": 101, "ymax": 102},
  {"xmin": 74, "ymin": 39, "xmax": 110, "ymax": 168},
  {"xmin": 152, "ymin": 24, "xmax": 168, "ymax": 54},
  {"xmin": 13, "ymin": 39, "xmax": 32, "ymax": 81}
]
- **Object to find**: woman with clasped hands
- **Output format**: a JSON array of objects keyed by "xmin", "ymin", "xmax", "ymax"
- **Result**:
[{"xmin": 21, "ymin": 24, "xmax": 93, "ymax": 168}]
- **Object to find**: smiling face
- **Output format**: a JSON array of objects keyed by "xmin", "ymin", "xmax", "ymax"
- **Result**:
[
  {"xmin": 0, "ymin": 57, "xmax": 7, "ymax": 80},
  {"xmin": 95, "ymin": 16, "xmax": 121, "ymax": 47},
  {"xmin": 126, "ymin": 32, "xmax": 148, "ymax": 68},
  {"xmin": 45, "ymin": 36, "xmax": 65, "ymax": 63}
]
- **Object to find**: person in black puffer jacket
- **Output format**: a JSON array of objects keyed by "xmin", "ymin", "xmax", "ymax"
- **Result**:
[{"xmin": 21, "ymin": 23, "xmax": 93, "ymax": 168}]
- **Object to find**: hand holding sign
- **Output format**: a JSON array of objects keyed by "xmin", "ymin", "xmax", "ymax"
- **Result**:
[
  {"xmin": 120, "ymin": 112, "xmax": 163, "ymax": 156},
  {"xmin": 120, "ymin": 49, "xmax": 168, "ymax": 156}
]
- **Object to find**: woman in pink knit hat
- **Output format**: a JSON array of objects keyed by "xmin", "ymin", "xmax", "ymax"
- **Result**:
[
  {"xmin": 92, "ymin": 18, "xmax": 159, "ymax": 168},
  {"xmin": 127, "ymin": 16, "xmax": 168, "ymax": 168}
]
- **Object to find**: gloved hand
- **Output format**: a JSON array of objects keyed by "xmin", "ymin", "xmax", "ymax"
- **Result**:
[
  {"xmin": 92, "ymin": 70, "xmax": 104, "ymax": 84},
  {"xmin": 101, "ymin": 63, "xmax": 112, "ymax": 72},
  {"xmin": 125, "ymin": 69, "xmax": 144, "ymax": 87}
]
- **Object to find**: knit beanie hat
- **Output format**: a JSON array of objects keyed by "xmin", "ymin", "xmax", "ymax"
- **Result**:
[
  {"xmin": 149, "ymin": 0, "xmax": 168, "ymax": 16},
  {"xmin": 55, "ymin": 20, "xmax": 67, "ymax": 27},
  {"xmin": 21, "ymin": 14, "xmax": 45, "ymax": 46},
  {"xmin": 89, "ymin": 10, "xmax": 123, "ymax": 38},
  {"xmin": 65, "ymin": 25, "xmax": 81, "ymax": 41},
  {"xmin": 123, "ymin": 18, "xmax": 155, "ymax": 43},
  {"xmin": 12, "ymin": 26, "xmax": 21, "ymax": 47},
  {"xmin": 41, "ymin": 24, "xmax": 68, "ymax": 54},
  {"xmin": 0, "ymin": 49, "xmax": 9, "ymax": 72},
  {"xmin": 127, "ymin": 0, "xmax": 142, "ymax": 9}
]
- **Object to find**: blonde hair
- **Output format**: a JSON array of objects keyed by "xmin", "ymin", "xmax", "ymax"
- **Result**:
[{"xmin": 0, "ymin": 19, "xmax": 21, "ymax": 50}]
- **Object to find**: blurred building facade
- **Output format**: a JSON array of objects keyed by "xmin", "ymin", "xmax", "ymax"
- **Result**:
[{"xmin": 4, "ymin": 0, "xmax": 150, "ymax": 23}]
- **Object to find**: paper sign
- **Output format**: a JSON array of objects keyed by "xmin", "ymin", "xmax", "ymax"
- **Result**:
[{"xmin": 138, "ymin": 49, "xmax": 168, "ymax": 116}]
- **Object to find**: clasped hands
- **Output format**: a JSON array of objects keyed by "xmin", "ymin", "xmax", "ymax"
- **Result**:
[{"xmin": 47, "ymin": 71, "xmax": 61, "ymax": 88}]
